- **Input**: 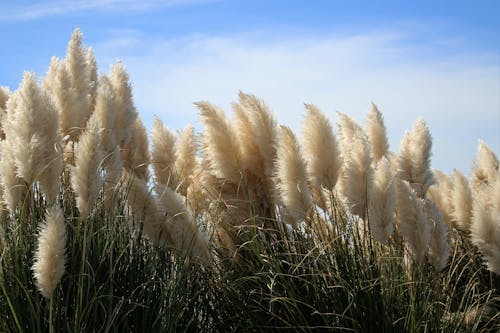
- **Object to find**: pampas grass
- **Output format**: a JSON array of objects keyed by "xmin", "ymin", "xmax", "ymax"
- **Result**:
[
  {"xmin": 450, "ymin": 169, "xmax": 473, "ymax": 230},
  {"xmin": 151, "ymin": 117, "xmax": 177, "ymax": 187},
  {"xmin": 366, "ymin": 102, "xmax": 389, "ymax": 163},
  {"xmin": 398, "ymin": 118, "xmax": 434, "ymax": 198},
  {"xmin": 174, "ymin": 124, "xmax": 197, "ymax": 196},
  {"xmin": 3, "ymin": 72, "xmax": 61, "ymax": 189},
  {"xmin": 302, "ymin": 104, "xmax": 341, "ymax": 192},
  {"xmin": 396, "ymin": 179, "xmax": 431, "ymax": 266},
  {"xmin": 109, "ymin": 61, "xmax": 138, "ymax": 148},
  {"xmin": 32, "ymin": 205, "xmax": 66, "ymax": 299},
  {"xmin": 337, "ymin": 112, "xmax": 372, "ymax": 218},
  {"xmin": 368, "ymin": 157, "xmax": 395, "ymax": 243},
  {"xmin": 122, "ymin": 117, "xmax": 150, "ymax": 180},
  {"xmin": 71, "ymin": 116, "xmax": 104, "ymax": 218},
  {"xmin": 275, "ymin": 126, "xmax": 312, "ymax": 226},
  {"xmin": 197, "ymin": 101, "xmax": 242, "ymax": 183},
  {"xmin": 2, "ymin": 29, "xmax": 499, "ymax": 332}
]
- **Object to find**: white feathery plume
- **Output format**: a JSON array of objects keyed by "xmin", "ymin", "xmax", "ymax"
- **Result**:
[
  {"xmin": 71, "ymin": 116, "xmax": 104, "ymax": 217},
  {"xmin": 86, "ymin": 47, "xmax": 98, "ymax": 111},
  {"xmin": 121, "ymin": 117, "xmax": 150, "ymax": 180},
  {"xmin": 174, "ymin": 124, "xmax": 197, "ymax": 196},
  {"xmin": 396, "ymin": 179, "xmax": 432, "ymax": 266},
  {"xmin": 62, "ymin": 28, "xmax": 92, "ymax": 141},
  {"xmin": 368, "ymin": 157, "xmax": 395, "ymax": 243},
  {"xmin": 470, "ymin": 176, "xmax": 500, "ymax": 274},
  {"xmin": 93, "ymin": 75, "xmax": 117, "ymax": 153},
  {"xmin": 0, "ymin": 140, "xmax": 26, "ymax": 212},
  {"xmin": 32, "ymin": 205, "xmax": 66, "ymax": 299},
  {"xmin": 398, "ymin": 118, "xmax": 434, "ymax": 198},
  {"xmin": 233, "ymin": 91, "xmax": 277, "ymax": 178},
  {"xmin": 238, "ymin": 92, "xmax": 277, "ymax": 179},
  {"xmin": 337, "ymin": 112, "xmax": 372, "ymax": 218},
  {"xmin": 302, "ymin": 104, "xmax": 341, "ymax": 191},
  {"xmin": 151, "ymin": 117, "xmax": 177, "ymax": 186},
  {"xmin": 274, "ymin": 126, "xmax": 312, "ymax": 226},
  {"xmin": 4, "ymin": 72, "xmax": 61, "ymax": 188},
  {"xmin": 123, "ymin": 170, "xmax": 171, "ymax": 246},
  {"xmin": 450, "ymin": 169, "xmax": 473, "ymax": 230},
  {"xmin": 197, "ymin": 101, "xmax": 242, "ymax": 183},
  {"xmin": 426, "ymin": 169, "xmax": 453, "ymax": 226},
  {"xmin": 155, "ymin": 183, "xmax": 211, "ymax": 265},
  {"xmin": 471, "ymin": 141, "xmax": 499, "ymax": 193},
  {"xmin": 365, "ymin": 102, "xmax": 389, "ymax": 163},
  {"xmin": 426, "ymin": 200, "xmax": 450, "ymax": 271},
  {"xmin": 109, "ymin": 61, "xmax": 138, "ymax": 148}
]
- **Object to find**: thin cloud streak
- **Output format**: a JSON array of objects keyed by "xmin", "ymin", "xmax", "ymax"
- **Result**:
[{"xmin": 0, "ymin": 0, "xmax": 215, "ymax": 22}]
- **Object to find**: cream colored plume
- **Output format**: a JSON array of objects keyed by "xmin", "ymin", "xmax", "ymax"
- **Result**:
[
  {"xmin": 109, "ymin": 61, "xmax": 138, "ymax": 148},
  {"xmin": 0, "ymin": 140, "xmax": 27, "ymax": 212},
  {"xmin": 302, "ymin": 104, "xmax": 341, "ymax": 191},
  {"xmin": 368, "ymin": 157, "xmax": 395, "ymax": 243},
  {"xmin": 44, "ymin": 28, "xmax": 93, "ymax": 141},
  {"xmin": 396, "ymin": 179, "xmax": 431, "ymax": 266},
  {"xmin": 71, "ymin": 116, "xmax": 104, "ymax": 218},
  {"xmin": 426, "ymin": 200, "xmax": 450, "ymax": 271},
  {"xmin": 398, "ymin": 118, "xmax": 434, "ymax": 198},
  {"xmin": 197, "ymin": 101, "xmax": 242, "ymax": 183},
  {"xmin": 86, "ymin": 47, "xmax": 98, "ymax": 109},
  {"xmin": 151, "ymin": 117, "xmax": 177, "ymax": 186},
  {"xmin": 4, "ymin": 72, "xmax": 62, "ymax": 190},
  {"xmin": 32, "ymin": 205, "xmax": 66, "ymax": 299},
  {"xmin": 337, "ymin": 112, "xmax": 372, "ymax": 218},
  {"xmin": 122, "ymin": 117, "xmax": 150, "ymax": 180},
  {"xmin": 471, "ymin": 141, "xmax": 499, "ymax": 193},
  {"xmin": 426, "ymin": 169, "xmax": 453, "ymax": 226},
  {"xmin": 174, "ymin": 124, "xmax": 197, "ymax": 196},
  {"xmin": 155, "ymin": 183, "xmax": 211, "ymax": 265},
  {"xmin": 450, "ymin": 170, "xmax": 473, "ymax": 230},
  {"xmin": 93, "ymin": 75, "xmax": 117, "ymax": 153},
  {"xmin": 365, "ymin": 103, "xmax": 389, "ymax": 163},
  {"xmin": 275, "ymin": 126, "xmax": 312, "ymax": 226},
  {"xmin": 470, "ymin": 177, "xmax": 500, "ymax": 274},
  {"xmin": 123, "ymin": 170, "xmax": 171, "ymax": 246},
  {"xmin": 235, "ymin": 92, "xmax": 278, "ymax": 178}
]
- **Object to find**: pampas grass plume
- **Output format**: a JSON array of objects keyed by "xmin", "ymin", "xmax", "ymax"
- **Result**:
[
  {"xmin": 302, "ymin": 103, "xmax": 341, "ymax": 191},
  {"xmin": 337, "ymin": 112, "xmax": 372, "ymax": 218},
  {"xmin": 32, "ymin": 205, "xmax": 66, "ymax": 299},
  {"xmin": 174, "ymin": 124, "xmax": 197, "ymax": 195},
  {"xmin": 275, "ymin": 125, "xmax": 312, "ymax": 226},
  {"xmin": 470, "ymin": 177, "xmax": 500, "ymax": 274},
  {"xmin": 368, "ymin": 157, "xmax": 395, "ymax": 243},
  {"xmin": 155, "ymin": 183, "xmax": 211, "ymax": 265},
  {"xmin": 398, "ymin": 118, "xmax": 434, "ymax": 197},
  {"xmin": 109, "ymin": 61, "xmax": 138, "ymax": 147},
  {"xmin": 151, "ymin": 117, "xmax": 177, "ymax": 186},
  {"xmin": 471, "ymin": 140, "xmax": 499, "ymax": 193},
  {"xmin": 366, "ymin": 102, "xmax": 389, "ymax": 163},
  {"xmin": 197, "ymin": 101, "xmax": 242, "ymax": 183},
  {"xmin": 71, "ymin": 116, "xmax": 104, "ymax": 217},
  {"xmin": 450, "ymin": 169, "xmax": 473, "ymax": 230},
  {"xmin": 396, "ymin": 179, "xmax": 431, "ymax": 266},
  {"xmin": 426, "ymin": 200, "xmax": 450, "ymax": 271}
]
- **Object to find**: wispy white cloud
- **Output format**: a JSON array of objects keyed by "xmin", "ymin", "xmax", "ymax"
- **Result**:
[
  {"xmin": 0, "ymin": 0, "xmax": 215, "ymax": 22},
  {"xmin": 93, "ymin": 30, "xmax": 499, "ymax": 173}
]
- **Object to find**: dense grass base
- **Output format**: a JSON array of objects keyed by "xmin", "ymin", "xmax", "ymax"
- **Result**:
[{"xmin": 0, "ymin": 189, "xmax": 499, "ymax": 332}]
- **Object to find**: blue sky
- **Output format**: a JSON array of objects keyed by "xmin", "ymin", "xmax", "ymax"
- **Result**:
[{"xmin": 1, "ymin": 0, "xmax": 499, "ymax": 174}]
